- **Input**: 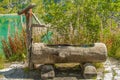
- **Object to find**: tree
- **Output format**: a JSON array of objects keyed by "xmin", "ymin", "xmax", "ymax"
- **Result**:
[{"xmin": 0, "ymin": 0, "xmax": 30, "ymax": 13}]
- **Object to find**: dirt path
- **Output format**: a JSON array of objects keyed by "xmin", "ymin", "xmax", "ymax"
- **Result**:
[{"xmin": 0, "ymin": 57, "xmax": 120, "ymax": 80}]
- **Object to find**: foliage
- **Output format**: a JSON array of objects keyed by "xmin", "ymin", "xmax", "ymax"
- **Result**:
[
  {"xmin": 1, "ymin": 0, "xmax": 120, "ymax": 59},
  {"xmin": 32, "ymin": 0, "xmax": 120, "ymax": 59},
  {"xmin": 1, "ymin": 28, "xmax": 27, "ymax": 61},
  {"xmin": 106, "ymin": 32, "xmax": 120, "ymax": 59},
  {"xmin": 0, "ymin": 0, "xmax": 30, "ymax": 13},
  {"xmin": 33, "ymin": 0, "xmax": 120, "ymax": 43}
]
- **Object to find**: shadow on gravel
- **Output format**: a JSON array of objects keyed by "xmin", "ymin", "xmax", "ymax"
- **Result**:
[
  {"xmin": 0, "ymin": 68, "xmax": 41, "ymax": 80},
  {"xmin": 0, "ymin": 67, "xmax": 85, "ymax": 80},
  {"xmin": 55, "ymin": 67, "xmax": 84, "ymax": 79}
]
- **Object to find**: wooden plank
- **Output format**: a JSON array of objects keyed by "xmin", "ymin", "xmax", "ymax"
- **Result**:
[
  {"xmin": 32, "ymin": 13, "xmax": 41, "ymax": 25},
  {"xmin": 18, "ymin": 3, "xmax": 36, "ymax": 15},
  {"xmin": 32, "ymin": 24, "xmax": 46, "ymax": 27}
]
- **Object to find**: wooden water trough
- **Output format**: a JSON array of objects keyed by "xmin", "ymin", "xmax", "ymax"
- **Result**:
[{"xmin": 18, "ymin": 3, "xmax": 107, "ymax": 79}]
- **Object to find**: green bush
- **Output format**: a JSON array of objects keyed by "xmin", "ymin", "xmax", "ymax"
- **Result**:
[{"xmin": 33, "ymin": 0, "xmax": 120, "ymax": 59}]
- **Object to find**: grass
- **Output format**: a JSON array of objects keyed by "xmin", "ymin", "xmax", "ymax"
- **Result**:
[
  {"xmin": 103, "ymin": 70, "xmax": 110, "ymax": 74},
  {"xmin": 23, "ymin": 67, "xmax": 30, "ymax": 73},
  {"xmin": 1, "ymin": 28, "xmax": 27, "ymax": 62},
  {"xmin": 0, "ymin": 56, "xmax": 4, "ymax": 69},
  {"xmin": 93, "ymin": 63, "xmax": 104, "ymax": 69},
  {"xmin": 113, "ymin": 70, "xmax": 117, "ymax": 76},
  {"xmin": 103, "ymin": 32, "xmax": 120, "ymax": 59}
]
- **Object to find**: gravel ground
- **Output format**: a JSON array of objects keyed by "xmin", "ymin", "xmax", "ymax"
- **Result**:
[
  {"xmin": 0, "ymin": 57, "xmax": 120, "ymax": 80},
  {"xmin": 97, "ymin": 57, "xmax": 120, "ymax": 80}
]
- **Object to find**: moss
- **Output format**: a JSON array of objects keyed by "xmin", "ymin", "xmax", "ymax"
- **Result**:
[
  {"xmin": 23, "ymin": 67, "xmax": 30, "ymax": 73},
  {"xmin": 93, "ymin": 63, "xmax": 103, "ymax": 69},
  {"xmin": 92, "ymin": 76, "xmax": 97, "ymax": 80},
  {"xmin": 103, "ymin": 70, "xmax": 109, "ymax": 74},
  {"xmin": 113, "ymin": 70, "xmax": 117, "ymax": 76}
]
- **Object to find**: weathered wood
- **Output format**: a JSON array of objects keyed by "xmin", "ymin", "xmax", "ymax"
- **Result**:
[
  {"xmin": 32, "ymin": 24, "xmax": 46, "ymax": 27},
  {"xmin": 32, "ymin": 13, "xmax": 42, "ymax": 25},
  {"xmin": 18, "ymin": 3, "xmax": 36, "ymax": 15},
  {"xmin": 29, "ymin": 62, "xmax": 35, "ymax": 70},
  {"xmin": 25, "ymin": 8, "xmax": 33, "ymax": 68},
  {"xmin": 31, "ymin": 43, "xmax": 107, "ymax": 64}
]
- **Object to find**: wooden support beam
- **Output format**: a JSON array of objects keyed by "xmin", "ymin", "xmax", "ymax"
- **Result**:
[
  {"xmin": 32, "ymin": 13, "xmax": 41, "ymax": 25},
  {"xmin": 32, "ymin": 24, "xmax": 46, "ymax": 27}
]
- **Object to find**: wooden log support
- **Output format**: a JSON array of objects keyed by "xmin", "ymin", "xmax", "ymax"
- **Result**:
[
  {"xmin": 18, "ymin": 3, "xmax": 36, "ymax": 69},
  {"xmin": 31, "ymin": 24, "xmax": 46, "ymax": 27},
  {"xmin": 25, "ymin": 9, "xmax": 33, "ymax": 69},
  {"xmin": 41, "ymin": 65, "xmax": 55, "ymax": 79}
]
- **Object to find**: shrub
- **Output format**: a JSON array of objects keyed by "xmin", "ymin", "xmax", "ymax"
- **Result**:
[
  {"xmin": 1, "ymin": 28, "xmax": 27, "ymax": 61},
  {"xmin": 101, "ymin": 28, "xmax": 120, "ymax": 59}
]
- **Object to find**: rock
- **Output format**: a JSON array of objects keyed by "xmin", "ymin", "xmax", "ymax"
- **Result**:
[
  {"xmin": 113, "ymin": 67, "xmax": 119, "ymax": 71},
  {"xmin": 41, "ymin": 65, "xmax": 55, "ymax": 79},
  {"xmin": 104, "ymin": 66, "xmax": 112, "ymax": 72},
  {"xmin": 9, "ymin": 64, "xmax": 24, "ymax": 68},
  {"xmin": 104, "ymin": 73, "xmax": 113, "ymax": 80},
  {"xmin": 115, "ymin": 70, "xmax": 120, "ymax": 76},
  {"xmin": 111, "ymin": 65, "xmax": 116, "ymax": 68},
  {"xmin": 114, "ymin": 76, "xmax": 120, "ymax": 80},
  {"xmin": 97, "ymin": 72, "xmax": 103, "ymax": 80},
  {"xmin": 83, "ymin": 63, "xmax": 97, "ymax": 79},
  {"xmin": 0, "ymin": 68, "xmax": 14, "ymax": 75},
  {"xmin": 53, "ymin": 77, "xmax": 77, "ymax": 80}
]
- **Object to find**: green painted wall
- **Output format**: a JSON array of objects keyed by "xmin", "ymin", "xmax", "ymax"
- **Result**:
[{"xmin": 0, "ymin": 14, "xmax": 25, "ymax": 56}]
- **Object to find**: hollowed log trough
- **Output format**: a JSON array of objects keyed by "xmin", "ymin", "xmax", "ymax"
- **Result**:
[{"xmin": 31, "ymin": 43, "xmax": 107, "ymax": 64}]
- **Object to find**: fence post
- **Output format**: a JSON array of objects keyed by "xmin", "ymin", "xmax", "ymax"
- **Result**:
[{"xmin": 18, "ymin": 3, "xmax": 36, "ymax": 69}]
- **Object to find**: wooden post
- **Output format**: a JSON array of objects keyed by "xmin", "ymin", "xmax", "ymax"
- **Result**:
[
  {"xmin": 18, "ymin": 3, "xmax": 36, "ymax": 69},
  {"xmin": 18, "ymin": 3, "xmax": 46, "ymax": 69},
  {"xmin": 25, "ymin": 9, "xmax": 33, "ymax": 69}
]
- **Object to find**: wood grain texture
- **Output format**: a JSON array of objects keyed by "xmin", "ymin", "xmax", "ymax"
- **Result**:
[{"xmin": 31, "ymin": 43, "xmax": 107, "ymax": 64}]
